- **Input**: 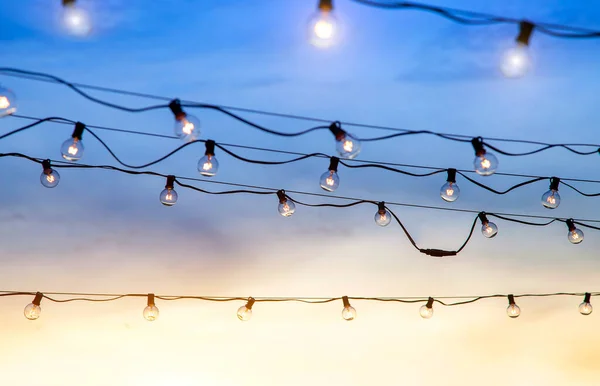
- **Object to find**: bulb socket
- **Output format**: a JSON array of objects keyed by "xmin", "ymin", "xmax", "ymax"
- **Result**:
[
  {"xmin": 72, "ymin": 122, "xmax": 85, "ymax": 140},
  {"xmin": 245, "ymin": 297, "xmax": 256, "ymax": 310},
  {"xmin": 446, "ymin": 168, "xmax": 457, "ymax": 183},
  {"xmin": 566, "ymin": 218, "xmax": 576, "ymax": 232},
  {"xmin": 205, "ymin": 140, "xmax": 216, "ymax": 156},
  {"xmin": 516, "ymin": 20, "xmax": 535, "ymax": 46},
  {"xmin": 328, "ymin": 121, "xmax": 346, "ymax": 141},
  {"xmin": 507, "ymin": 294, "xmax": 516, "ymax": 306},
  {"xmin": 549, "ymin": 177, "xmax": 560, "ymax": 191},
  {"xmin": 165, "ymin": 175, "xmax": 176, "ymax": 189},
  {"xmin": 42, "ymin": 159, "xmax": 52, "ymax": 174},
  {"xmin": 276, "ymin": 189, "xmax": 287, "ymax": 204},
  {"xmin": 425, "ymin": 297, "xmax": 434, "ymax": 309},
  {"xmin": 377, "ymin": 201, "xmax": 386, "ymax": 214},
  {"xmin": 584, "ymin": 293, "xmax": 592, "ymax": 303},
  {"xmin": 62, "ymin": 0, "xmax": 76, "ymax": 6},
  {"xmin": 478, "ymin": 212, "xmax": 489, "ymax": 226},
  {"xmin": 342, "ymin": 296, "xmax": 351, "ymax": 308},
  {"xmin": 318, "ymin": 0, "xmax": 333, "ymax": 12},
  {"xmin": 147, "ymin": 293, "xmax": 155, "ymax": 307},
  {"xmin": 328, "ymin": 156, "xmax": 340, "ymax": 172},
  {"xmin": 169, "ymin": 99, "xmax": 186, "ymax": 121},
  {"xmin": 471, "ymin": 137, "xmax": 486, "ymax": 157},
  {"xmin": 32, "ymin": 292, "xmax": 43, "ymax": 306}
]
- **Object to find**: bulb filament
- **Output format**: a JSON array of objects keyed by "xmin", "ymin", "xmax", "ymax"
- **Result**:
[
  {"xmin": 326, "ymin": 172, "xmax": 335, "ymax": 186},
  {"xmin": 570, "ymin": 230, "xmax": 580, "ymax": 240},
  {"xmin": 202, "ymin": 162, "xmax": 212, "ymax": 171},
  {"xmin": 68, "ymin": 144, "xmax": 78, "ymax": 156},
  {"xmin": 165, "ymin": 190, "xmax": 174, "ymax": 201},
  {"xmin": 314, "ymin": 20, "xmax": 334, "ymax": 39},
  {"xmin": 182, "ymin": 120, "xmax": 194, "ymax": 135},
  {"xmin": 0, "ymin": 96, "xmax": 10, "ymax": 109},
  {"xmin": 480, "ymin": 158, "xmax": 491, "ymax": 169},
  {"xmin": 547, "ymin": 191, "xmax": 556, "ymax": 205},
  {"xmin": 46, "ymin": 174, "xmax": 55, "ymax": 183},
  {"xmin": 343, "ymin": 140, "xmax": 353, "ymax": 152}
]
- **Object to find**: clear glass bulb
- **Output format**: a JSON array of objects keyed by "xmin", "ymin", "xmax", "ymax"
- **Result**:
[
  {"xmin": 308, "ymin": 10, "xmax": 338, "ymax": 48},
  {"xmin": 474, "ymin": 153, "xmax": 498, "ymax": 176},
  {"xmin": 419, "ymin": 305, "xmax": 433, "ymax": 319},
  {"xmin": 342, "ymin": 306, "xmax": 356, "ymax": 321},
  {"xmin": 160, "ymin": 188, "xmax": 178, "ymax": 206},
  {"xmin": 40, "ymin": 169, "xmax": 60, "ymax": 188},
  {"xmin": 62, "ymin": 5, "xmax": 92, "ymax": 37},
  {"xmin": 237, "ymin": 306, "xmax": 252, "ymax": 321},
  {"xmin": 319, "ymin": 170, "xmax": 340, "ymax": 192},
  {"xmin": 24, "ymin": 303, "xmax": 41, "ymax": 320},
  {"xmin": 174, "ymin": 114, "xmax": 201, "ymax": 141},
  {"xmin": 500, "ymin": 43, "xmax": 531, "ymax": 79},
  {"xmin": 278, "ymin": 200, "xmax": 296, "ymax": 217},
  {"xmin": 568, "ymin": 228, "xmax": 584, "ymax": 244},
  {"xmin": 374, "ymin": 209, "xmax": 392, "ymax": 227},
  {"xmin": 440, "ymin": 182, "xmax": 460, "ymax": 202},
  {"xmin": 541, "ymin": 189, "xmax": 560, "ymax": 209},
  {"xmin": 579, "ymin": 302, "xmax": 593, "ymax": 316},
  {"xmin": 198, "ymin": 154, "xmax": 219, "ymax": 177},
  {"xmin": 507, "ymin": 304, "xmax": 521, "ymax": 318},
  {"xmin": 481, "ymin": 222, "xmax": 498, "ymax": 238},
  {"xmin": 60, "ymin": 138, "xmax": 84, "ymax": 161},
  {"xmin": 0, "ymin": 86, "xmax": 17, "ymax": 117},
  {"xmin": 335, "ymin": 133, "xmax": 361, "ymax": 159},
  {"xmin": 143, "ymin": 305, "xmax": 159, "ymax": 321}
]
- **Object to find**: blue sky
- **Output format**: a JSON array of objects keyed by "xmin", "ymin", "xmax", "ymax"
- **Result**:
[{"xmin": 1, "ymin": 1, "xmax": 600, "ymax": 385}]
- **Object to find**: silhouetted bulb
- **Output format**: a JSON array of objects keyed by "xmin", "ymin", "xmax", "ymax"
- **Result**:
[
  {"xmin": 0, "ymin": 86, "xmax": 17, "ymax": 117},
  {"xmin": 541, "ymin": 189, "xmax": 560, "ymax": 209},
  {"xmin": 60, "ymin": 138, "xmax": 84, "ymax": 161},
  {"xmin": 62, "ymin": 1, "xmax": 92, "ymax": 37},
  {"xmin": 474, "ymin": 152, "xmax": 498, "ymax": 176},
  {"xmin": 342, "ymin": 305, "xmax": 356, "ymax": 321},
  {"xmin": 237, "ymin": 306, "xmax": 252, "ymax": 321},
  {"xmin": 440, "ymin": 181, "xmax": 460, "ymax": 202},
  {"xmin": 278, "ymin": 200, "xmax": 296, "ymax": 217},
  {"xmin": 500, "ymin": 43, "xmax": 531, "ymax": 78},
  {"xmin": 41, "ymin": 169, "xmax": 60, "ymax": 188},
  {"xmin": 198, "ymin": 154, "xmax": 219, "ymax": 177},
  {"xmin": 320, "ymin": 170, "xmax": 340, "ymax": 192},
  {"xmin": 308, "ymin": 9, "xmax": 338, "ymax": 48},
  {"xmin": 160, "ymin": 188, "xmax": 178, "ymax": 206},
  {"xmin": 507, "ymin": 304, "xmax": 521, "ymax": 318},
  {"xmin": 481, "ymin": 221, "xmax": 498, "ymax": 238},
  {"xmin": 143, "ymin": 305, "xmax": 159, "ymax": 321},
  {"xmin": 24, "ymin": 303, "xmax": 41, "ymax": 320},
  {"xmin": 420, "ymin": 305, "xmax": 433, "ymax": 319},
  {"xmin": 579, "ymin": 302, "xmax": 593, "ymax": 316}
]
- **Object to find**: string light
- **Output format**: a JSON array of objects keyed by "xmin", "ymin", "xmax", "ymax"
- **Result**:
[
  {"xmin": 237, "ymin": 297, "xmax": 255, "ymax": 322},
  {"xmin": 328, "ymin": 121, "xmax": 361, "ymax": 159},
  {"xmin": 471, "ymin": 137, "xmax": 498, "ymax": 176},
  {"xmin": 374, "ymin": 201, "xmax": 392, "ymax": 227},
  {"xmin": 419, "ymin": 297, "xmax": 434, "ymax": 319},
  {"xmin": 341, "ymin": 296, "xmax": 356, "ymax": 321},
  {"xmin": 160, "ymin": 175, "xmax": 178, "ymax": 206},
  {"xmin": 566, "ymin": 219, "xmax": 584, "ymax": 244},
  {"xmin": 168, "ymin": 99, "xmax": 201, "ymax": 142},
  {"xmin": 308, "ymin": 0, "xmax": 338, "ymax": 48},
  {"xmin": 0, "ymin": 85, "xmax": 17, "ymax": 117},
  {"xmin": 61, "ymin": 0, "xmax": 92, "ymax": 37},
  {"xmin": 276, "ymin": 189, "xmax": 296, "ymax": 217},
  {"xmin": 24, "ymin": 292, "xmax": 43, "ymax": 320},
  {"xmin": 500, "ymin": 21, "xmax": 534, "ymax": 78},
  {"xmin": 198, "ymin": 140, "xmax": 219, "ymax": 177},
  {"xmin": 478, "ymin": 212, "xmax": 498, "ymax": 238},
  {"xmin": 60, "ymin": 122, "xmax": 85, "ymax": 161},
  {"xmin": 40, "ymin": 159, "xmax": 60, "ymax": 188},
  {"xmin": 541, "ymin": 177, "xmax": 561, "ymax": 209},
  {"xmin": 506, "ymin": 294, "xmax": 521, "ymax": 318},
  {"xmin": 143, "ymin": 294, "xmax": 159, "ymax": 321},
  {"xmin": 320, "ymin": 156, "xmax": 340, "ymax": 192},
  {"xmin": 440, "ymin": 168, "xmax": 460, "ymax": 202},
  {"xmin": 579, "ymin": 293, "xmax": 593, "ymax": 316}
]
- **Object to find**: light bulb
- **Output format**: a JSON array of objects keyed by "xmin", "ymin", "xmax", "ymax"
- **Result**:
[
  {"xmin": 440, "ymin": 182, "xmax": 460, "ymax": 202},
  {"xmin": 160, "ymin": 176, "xmax": 178, "ymax": 206},
  {"xmin": 143, "ymin": 305, "xmax": 159, "ymax": 321},
  {"xmin": 579, "ymin": 293, "xmax": 593, "ymax": 316},
  {"xmin": 500, "ymin": 43, "xmax": 531, "ymax": 78},
  {"xmin": 473, "ymin": 152, "xmax": 498, "ymax": 176},
  {"xmin": 341, "ymin": 296, "xmax": 356, "ymax": 321},
  {"xmin": 277, "ymin": 190, "xmax": 296, "ymax": 217},
  {"xmin": 24, "ymin": 292, "xmax": 43, "ymax": 320},
  {"xmin": 308, "ymin": 11, "xmax": 338, "ymax": 48},
  {"xmin": 566, "ymin": 219, "xmax": 583, "ymax": 244},
  {"xmin": 320, "ymin": 170, "xmax": 340, "ymax": 191},
  {"xmin": 374, "ymin": 202, "xmax": 392, "ymax": 227},
  {"xmin": 478, "ymin": 212, "xmax": 498, "ymax": 238},
  {"xmin": 541, "ymin": 177, "xmax": 561, "ymax": 209},
  {"xmin": 60, "ymin": 138, "xmax": 84, "ymax": 161},
  {"xmin": 40, "ymin": 160, "xmax": 60, "ymax": 188},
  {"xmin": 237, "ymin": 298, "xmax": 255, "ymax": 322},
  {"xmin": 420, "ymin": 298, "xmax": 434, "ymax": 319},
  {"xmin": 506, "ymin": 295, "xmax": 520, "ymax": 318},
  {"xmin": 62, "ymin": 0, "xmax": 92, "ymax": 37},
  {"xmin": 0, "ymin": 86, "xmax": 17, "ymax": 117},
  {"xmin": 198, "ymin": 154, "xmax": 219, "ymax": 177},
  {"xmin": 336, "ymin": 133, "xmax": 361, "ymax": 159},
  {"xmin": 175, "ymin": 114, "xmax": 201, "ymax": 141}
]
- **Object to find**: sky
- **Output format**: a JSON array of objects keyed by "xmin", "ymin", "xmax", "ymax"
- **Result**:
[{"xmin": 1, "ymin": 0, "xmax": 600, "ymax": 385}]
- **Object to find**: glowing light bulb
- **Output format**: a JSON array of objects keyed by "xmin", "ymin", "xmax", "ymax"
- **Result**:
[
  {"xmin": 507, "ymin": 304, "xmax": 521, "ymax": 318},
  {"xmin": 40, "ymin": 160, "xmax": 60, "ymax": 188},
  {"xmin": 329, "ymin": 122, "xmax": 361, "ymax": 159},
  {"xmin": 320, "ymin": 157, "xmax": 340, "ymax": 191},
  {"xmin": 169, "ymin": 99, "xmax": 201, "ymax": 141},
  {"xmin": 566, "ymin": 219, "xmax": 584, "ymax": 244},
  {"xmin": 500, "ymin": 43, "xmax": 531, "ymax": 78},
  {"xmin": 277, "ymin": 190, "xmax": 296, "ymax": 217},
  {"xmin": 374, "ymin": 202, "xmax": 392, "ymax": 227},
  {"xmin": 308, "ymin": 0, "xmax": 338, "ymax": 48},
  {"xmin": 579, "ymin": 293, "xmax": 593, "ymax": 316},
  {"xmin": 478, "ymin": 212, "xmax": 498, "ymax": 238},
  {"xmin": 441, "ymin": 169, "xmax": 460, "ymax": 202},
  {"xmin": 61, "ymin": 122, "xmax": 85, "ymax": 161},
  {"xmin": 160, "ymin": 176, "xmax": 178, "ymax": 206},
  {"xmin": 341, "ymin": 296, "xmax": 356, "ymax": 321},
  {"xmin": 198, "ymin": 154, "xmax": 219, "ymax": 177},
  {"xmin": 143, "ymin": 294, "xmax": 159, "ymax": 321},
  {"xmin": 541, "ymin": 177, "xmax": 561, "ymax": 209},
  {"xmin": 473, "ymin": 153, "xmax": 498, "ymax": 176},
  {"xmin": 237, "ymin": 297, "xmax": 255, "ymax": 322},
  {"xmin": 24, "ymin": 292, "xmax": 43, "ymax": 320},
  {"xmin": 420, "ymin": 298, "xmax": 434, "ymax": 319},
  {"xmin": 62, "ymin": 0, "xmax": 92, "ymax": 37},
  {"xmin": 0, "ymin": 86, "xmax": 17, "ymax": 117}
]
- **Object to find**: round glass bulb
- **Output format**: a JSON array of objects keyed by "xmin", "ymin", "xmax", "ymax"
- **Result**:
[
  {"xmin": 319, "ymin": 170, "xmax": 340, "ymax": 192},
  {"xmin": 541, "ymin": 190, "xmax": 560, "ymax": 209},
  {"xmin": 0, "ymin": 86, "xmax": 17, "ymax": 117},
  {"xmin": 237, "ymin": 306, "xmax": 252, "ymax": 321},
  {"xmin": 419, "ymin": 305, "xmax": 433, "ymax": 319},
  {"xmin": 143, "ymin": 305, "xmax": 159, "ymax": 321},
  {"xmin": 579, "ymin": 302, "xmax": 593, "ymax": 316},
  {"xmin": 24, "ymin": 303, "xmax": 41, "ymax": 320},
  {"xmin": 198, "ymin": 154, "xmax": 219, "ymax": 177},
  {"xmin": 62, "ymin": 5, "xmax": 92, "ymax": 37},
  {"xmin": 308, "ymin": 11, "xmax": 338, "ymax": 48},
  {"xmin": 335, "ymin": 134, "xmax": 361, "ymax": 159},
  {"xmin": 507, "ymin": 304, "xmax": 521, "ymax": 318},
  {"xmin": 278, "ymin": 200, "xmax": 296, "ymax": 217},
  {"xmin": 160, "ymin": 188, "xmax": 178, "ymax": 206},
  {"xmin": 40, "ymin": 169, "xmax": 60, "ymax": 188},
  {"xmin": 500, "ymin": 43, "xmax": 531, "ymax": 79},
  {"xmin": 60, "ymin": 138, "xmax": 84, "ymax": 161},
  {"xmin": 481, "ymin": 222, "xmax": 498, "ymax": 238},
  {"xmin": 342, "ymin": 306, "xmax": 356, "ymax": 321},
  {"xmin": 174, "ymin": 114, "xmax": 201, "ymax": 141},
  {"xmin": 374, "ymin": 209, "xmax": 392, "ymax": 227},
  {"xmin": 440, "ymin": 181, "xmax": 460, "ymax": 202},
  {"xmin": 474, "ymin": 153, "xmax": 498, "ymax": 176},
  {"xmin": 568, "ymin": 228, "xmax": 584, "ymax": 244}
]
